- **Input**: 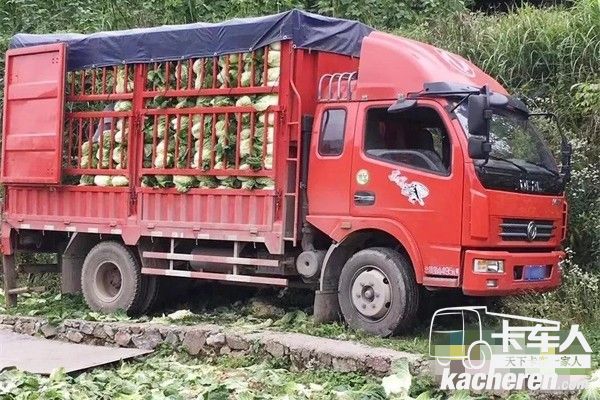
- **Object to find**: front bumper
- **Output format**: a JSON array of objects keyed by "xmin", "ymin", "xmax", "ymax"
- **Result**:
[{"xmin": 462, "ymin": 250, "xmax": 563, "ymax": 296}]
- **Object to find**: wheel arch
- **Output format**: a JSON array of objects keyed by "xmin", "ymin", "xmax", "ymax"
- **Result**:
[
  {"xmin": 319, "ymin": 223, "xmax": 423, "ymax": 291},
  {"xmin": 62, "ymin": 233, "xmax": 131, "ymax": 294}
]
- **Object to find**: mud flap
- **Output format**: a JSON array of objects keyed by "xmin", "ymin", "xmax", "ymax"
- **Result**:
[{"xmin": 313, "ymin": 289, "xmax": 341, "ymax": 323}]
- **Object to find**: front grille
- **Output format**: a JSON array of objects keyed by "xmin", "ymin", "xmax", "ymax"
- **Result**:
[{"xmin": 500, "ymin": 218, "xmax": 555, "ymax": 242}]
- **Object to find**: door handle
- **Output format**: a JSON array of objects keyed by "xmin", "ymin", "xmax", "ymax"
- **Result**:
[{"xmin": 354, "ymin": 191, "xmax": 375, "ymax": 206}]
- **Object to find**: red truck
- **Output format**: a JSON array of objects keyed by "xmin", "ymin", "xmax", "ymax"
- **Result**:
[{"xmin": 1, "ymin": 10, "xmax": 570, "ymax": 336}]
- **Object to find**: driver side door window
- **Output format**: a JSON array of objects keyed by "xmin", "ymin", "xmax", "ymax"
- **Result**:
[{"xmin": 363, "ymin": 107, "xmax": 451, "ymax": 174}]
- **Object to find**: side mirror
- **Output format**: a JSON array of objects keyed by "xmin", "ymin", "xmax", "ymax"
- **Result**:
[
  {"xmin": 467, "ymin": 94, "xmax": 491, "ymax": 137},
  {"xmin": 388, "ymin": 99, "xmax": 417, "ymax": 113},
  {"xmin": 468, "ymin": 136, "xmax": 492, "ymax": 160},
  {"xmin": 489, "ymin": 93, "xmax": 509, "ymax": 107},
  {"xmin": 560, "ymin": 139, "xmax": 572, "ymax": 183}
]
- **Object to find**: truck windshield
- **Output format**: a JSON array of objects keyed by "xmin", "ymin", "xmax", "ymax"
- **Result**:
[
  {"xmin": 454, "ymin": 104, "xmax": 558, "ymax": 174},
  {"xmin": 453, "ymin": 103, "xmax": 563, "ymax": 194}
]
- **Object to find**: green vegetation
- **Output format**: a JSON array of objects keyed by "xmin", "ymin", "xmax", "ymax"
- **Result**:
[
  {"xmin": 0, "ymin": 335, "xmax": 447, "ymax": 399},
  {"xmin": 0, "ymin": 283, "xmax": 429, "ymax": 355},
  {"xmin": 0, "ymin": 0, "xmax": 599, "ymax": 384},
  {"xmin": 2, "ymin": 287, "xmax": 594, "ymax": 399},
  {"xmin": 0, "ymin": 348, "xmax": 388, "ymax": 399},
  {"xmin": 4, "ymin": 344, "xmax": 551, "ymax": 400},
  {"xmin": 503, "ymin": 252, "xmax": 600, "ymax": 367}
]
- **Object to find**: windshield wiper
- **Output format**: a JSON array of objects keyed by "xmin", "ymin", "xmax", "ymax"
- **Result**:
[
  {"xmin": 518, "ymin": 160, "xmax": 559, "ymax": 177},
  {"xmin": 483, "ymin": 155, "xmax": 528, "ymax": 174}
]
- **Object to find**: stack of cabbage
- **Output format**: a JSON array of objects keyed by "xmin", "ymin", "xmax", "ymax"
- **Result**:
[
  {"xmin": 141, "ymin": 42, "xmax": 281, "ymax": 193},
  {"xmin": 74, "ymin": 42, "xmax": 281, "ymax": 193},
  {"xmin": 78, "ymin": 100, "xmax": 132, "ymax": 187},
  {"xmin": 66, "ymin": 65, "xmax": 134, "ymax": 97}
]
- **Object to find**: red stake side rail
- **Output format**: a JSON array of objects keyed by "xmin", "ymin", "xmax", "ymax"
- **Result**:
[{"xmin": 1, "ymin": 42, "xmax": 359, "ymax": 255}]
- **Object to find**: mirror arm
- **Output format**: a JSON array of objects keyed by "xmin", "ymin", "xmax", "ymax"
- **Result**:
[
  {"xmin": 448, "ymin": 92, "xmax": 474, "ymax": 113},
  {"xmin": 529, "ymin": 112, "xmax": 566, "ymax": 139},
  {"xmin": 482, "ymin": 142, "xmax": 492, "ymax": 166}
]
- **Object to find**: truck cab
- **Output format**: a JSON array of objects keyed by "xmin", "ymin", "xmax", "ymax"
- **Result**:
[{"xmin": 306, "ymin": 32, "xmax": 569, "ymax": 336}]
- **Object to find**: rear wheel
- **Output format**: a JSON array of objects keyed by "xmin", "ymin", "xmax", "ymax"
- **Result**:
[
  {"xmin": 136, "ymin": 274, "xmax": 160, "ymax": 315},
  {"xmin": 338, "ymin": 247, "xmax": 419, "ymax": 337},
  {"xmin": 81, "ymin": 241, "xmax": 144, "ymax": 315}
]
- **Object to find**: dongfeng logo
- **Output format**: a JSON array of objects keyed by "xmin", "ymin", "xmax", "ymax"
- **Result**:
[
  {"xmin": 519, "ymin": 179, "xmax": 542, "ymax": 192},
  {"xmin": 527, "ymin": 221, "xmax": 538, "ymax": 241}
]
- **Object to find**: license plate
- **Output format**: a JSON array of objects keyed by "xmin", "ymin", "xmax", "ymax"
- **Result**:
[{"xmin": 523, "ymin": 265, "xmax": 547, "ymax": 281}]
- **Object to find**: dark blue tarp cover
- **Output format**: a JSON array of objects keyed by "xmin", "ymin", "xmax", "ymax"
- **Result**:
[{"xmin": 9, "ymin": 9, "xmax": 373, "ymax": 71}]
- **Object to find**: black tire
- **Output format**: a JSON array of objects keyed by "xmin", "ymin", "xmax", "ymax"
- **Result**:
[
  {"xmin": 338, "ymin": 247, "xmax": 419, "ymax": 337},
  {"xmin": 81, "ymin": 241, "xmax": 144, "ymax": 315},
  {"xmin": 127, "ymin": 247, "xmax": 160, "ymax": 316},
  {"xmin": 134, "ymin": 275, "xmax": 160, "ymax": 315}
]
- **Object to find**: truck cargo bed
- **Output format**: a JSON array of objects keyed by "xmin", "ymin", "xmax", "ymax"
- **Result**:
[{"xmin": 1, "ymin": 40, "xmax": 358, "ymax": 254}]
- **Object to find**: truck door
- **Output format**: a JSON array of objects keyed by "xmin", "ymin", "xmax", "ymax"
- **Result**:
[
  {"xmin": 1, "ymin": 44, "xmax": 66, "ymax": 184},
  {"xmin": 307, "ymin": 104, "xmax": 357, "ymax": 216},
  {"xmin": 350, "ymin": 100, "xmax": 464, "ymax": 283}
]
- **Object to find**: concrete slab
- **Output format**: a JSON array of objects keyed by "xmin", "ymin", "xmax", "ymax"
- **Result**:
[
  {"xmin": 255, "ymin": 330, "xmax": 420, "ymax": 362},
  {"xmin": 0, "ymin": 314, "xmax": 427, "ymax": 376},
  {"xmin": 0, "ymin": 330, "xmax": 151, "ymax": 374}
]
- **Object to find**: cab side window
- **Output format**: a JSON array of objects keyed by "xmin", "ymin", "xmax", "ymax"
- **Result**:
[
  {"xmin": 319, "ymin": 109, "xmax": 347, "ymax": 156},
  {"xmin": 364, "ymin": 107, "xmax": 451, "ymax": 174}
]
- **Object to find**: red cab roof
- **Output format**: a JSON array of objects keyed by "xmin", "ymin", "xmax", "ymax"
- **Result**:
[{"xmin": 355, "ymin": 31, "xmax": 508, "ymax": 100}]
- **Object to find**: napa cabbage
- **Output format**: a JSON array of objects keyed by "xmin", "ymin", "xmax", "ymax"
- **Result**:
[
  {"xmin": 173, "ymin": 175, "xmax": 196, "ymax": 193},
  {"xmin": 79, "ymin": 175, "xmax": 95, "ymax": 186},
  {"xmin": 114, "ymin": 100, "xmax": 132, "ymax": 112},
  {"xmin": 94, "ymin": 175, "xmax": 111, "ymax": 187},
  {"xmin": 111, "ymin": 175, "xmax": 129, "ymax": 187},
  {"xmin": 235, "ymin": 96, "xmax": 253, "ymax": 107},
  {"xmin": 254, "ymin": 95, "xmax": 278, "ymax": 112}
]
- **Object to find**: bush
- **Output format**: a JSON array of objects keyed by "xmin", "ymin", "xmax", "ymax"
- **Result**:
[
  {"xmin": 567, "ymin": 144, "xmax": 600, "ymax": 267},
  {"xmin": 403, "ymin": 0, "xmax": 600, "ymax": 89},
  {"xmin": 502, "ymin": 249, "xmax": 600, "ymax": 325},
  {"xmin": 313, "ymin": 0, "xmax": 468, "ymax": 29}
]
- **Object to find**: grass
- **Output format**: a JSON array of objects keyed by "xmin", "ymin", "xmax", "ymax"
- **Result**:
[
  {"xmin": 4, "ymin": 268, "xmax": 600, "ymax": 365},
  {"xmin": 4, "ymin": 261, "xmax": 600, "ymax": 367},
  {"xmin": 0, "ymin": 278, "xmax": 429, "ymax": 355},
  {"xmin": 401, "ymin": 0, "xmax": 600, "ymax": 91},
  {"xmin": 501, "ymin": 258, "xmax": 600, "ymax": 368}
]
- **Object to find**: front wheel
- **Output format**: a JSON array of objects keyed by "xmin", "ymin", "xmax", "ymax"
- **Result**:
[{"xmin": 338, "ymin": 247, "xmax": 419, "ymax": 337}]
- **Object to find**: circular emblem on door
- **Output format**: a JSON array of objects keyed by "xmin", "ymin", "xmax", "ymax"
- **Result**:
[
  {"xmin": 356, "ymin": 169, "xmax": 370, "ymax": 185},
  {"xmin": 526, "ymin": 221, "xmax": 538, "ymax": 241}
]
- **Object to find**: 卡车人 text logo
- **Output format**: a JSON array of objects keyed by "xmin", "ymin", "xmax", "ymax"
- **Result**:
[{"xmin": 429, "ymin": 306, "xmax": 592, "ymax": 391}]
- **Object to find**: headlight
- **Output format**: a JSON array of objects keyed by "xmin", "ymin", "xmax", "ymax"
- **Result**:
[{"xmin": 473, "ymin": 259, "xmax": 504, "ymax": 273}]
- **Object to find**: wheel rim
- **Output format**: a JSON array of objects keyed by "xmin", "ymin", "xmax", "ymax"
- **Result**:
[
  {"xmin": 350, "ymin": 266, "xmax": 391, "ymax": 320},
  {"xmin": 94, "ymin": 261, "xmax": 123, "ymax": 302}
]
